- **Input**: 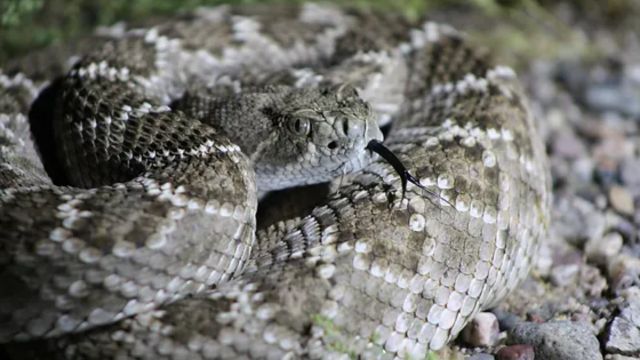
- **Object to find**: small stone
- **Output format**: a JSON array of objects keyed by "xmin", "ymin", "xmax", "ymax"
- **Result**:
[
  {"xmin": 606, "ymin": 297, "xmax": 640, "ymax": 355},
  {"xmin": 572, "ymin": 158, "xmax": 595, "ymax": 184},
  {"xmin": 613, "ymin": 218, "xmax": 636, "ymax": 243},
  {"xmin": 596, "ymin": 158, "xmax": 619, "ymax": 187},
  {"xmin": 462, "ymin": 312, "xmax": 500, "ymax": 347},
  {"xmin": 509, "ymin": 321, "xmax": 602, "ymax": 360},
  {"xmin": 606, "ymin": 317, "xmax": 640, "ymax": 354},
  {"xmin": 553, "ymin": 197, "xmax": 606, "ymax": 246},
  {"xmin": 496, "ymin": 344, "xmax": 535, "ymax": 360},
  {"xmin": 593, "ymin": 134, "xmax": 634, "ymax": 165},
  {"xmin": 552, "ymin": 131, "xmax": 586, "ymax": 159},
  {"xmin": 493, "ymin": 309, "xmax": 521, "ymax": 332},
  {"xmin": 549, "ymin": 263, "xmax": 580, "ymax": 287},
  {"xmin": 607, "ymin": 254, "xmax": 640, "ymax": 291},
  {"xmin": 609, "ymin": 186, "xmax": 635, "ymax": 216},
  {"xmin": 621, "ymin": 159, "xmax": 640, "ymax": 188},
  {"xmin": 581, "ymin": 264, "xmax": 608, "ymax": 297},
  {"xmin": 585, "ymin": 232, "xmax": 624, "ymax": 266}
]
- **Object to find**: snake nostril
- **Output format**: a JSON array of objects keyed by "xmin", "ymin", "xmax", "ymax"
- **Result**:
[
  {"xmin": 342, "ymin": 118, "xmax": 349, "ymax": 135},
  {"xmin": 327, "ymin": 141, "xmax": 338, "ymax": 150}
]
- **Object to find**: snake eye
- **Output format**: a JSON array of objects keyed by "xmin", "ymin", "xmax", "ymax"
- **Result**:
[{"xmin": 288, "ymin": 117, "xmax": 311, "ymax": 136}]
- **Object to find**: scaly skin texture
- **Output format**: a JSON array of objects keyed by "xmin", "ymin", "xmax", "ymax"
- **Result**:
[{"xmin": 0, "ymin": 3, "xmax": 550, "ymax": 359}]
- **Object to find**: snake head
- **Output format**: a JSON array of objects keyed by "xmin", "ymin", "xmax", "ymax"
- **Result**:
[{"xmin": 254, "ymin": 84, "xmax": 383, "ymax": 191}]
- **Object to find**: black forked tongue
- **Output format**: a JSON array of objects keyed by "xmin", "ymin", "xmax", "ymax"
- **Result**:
[
  {"xmin": 366, "ymin": 140, "xmax": 450, "ymax": 207},
  {"xmin": 366, "ymin": 139, "xmax": 424, "ymax": 199}
]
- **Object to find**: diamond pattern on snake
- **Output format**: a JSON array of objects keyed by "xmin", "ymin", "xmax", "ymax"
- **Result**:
[{"xmin": 0, "ymin": 3, "xmax": 550, "ymax": 359}]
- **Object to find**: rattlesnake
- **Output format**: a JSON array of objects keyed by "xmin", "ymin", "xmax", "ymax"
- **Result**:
[{"xmin": 0, "ymin": 3, "xmax": 551, "ymax": 359}]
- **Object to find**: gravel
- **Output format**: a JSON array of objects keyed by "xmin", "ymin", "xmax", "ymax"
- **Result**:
[{"xmin": 508, "ymin": 321, "xmax": 602, "ymax": 360}]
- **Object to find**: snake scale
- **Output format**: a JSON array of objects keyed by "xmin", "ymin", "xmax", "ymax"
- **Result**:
[{"xmin": 0, "ymin": 3, "xmax": 551, "ymax": 359}]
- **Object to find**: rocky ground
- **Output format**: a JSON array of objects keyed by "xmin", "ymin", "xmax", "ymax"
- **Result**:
[{"xmin": 436, "ymin": 3, "xmax": 640, "ymax": 360}]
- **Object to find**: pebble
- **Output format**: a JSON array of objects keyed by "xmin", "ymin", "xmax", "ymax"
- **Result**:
[
  {"xmin": 509, "ymin": 321, "xmax": 602, "ymax": 360},
  {"xmin": 606, "ymin": 316, "xmax": 640, "ymax": 355},
  {"xmin": 549, "ymin": 263, "xmax": 580, "ymax": 287},
  {"xmin": 493, "ymin": 309, "xmax": 521, "ymax": 332},
  {"xmin": 552, "ymin": 131, "xmax": 587, "ymax": 159},
  {"xmin": 594, "ymin": 137, "xmax": 634, "ymax": 165},
  {"xmin": 609, "ymin": 186, "xmax": 635, "ymax": 216},
  {"xmin": 607, "ymin": 254, "xmax": 640, "ymax": 292},
  {"xmin": 596, "ymin": 158, "xmax": 619, "ymax": 187},
  {"xmin": 496, "ymin": 344, "xmax": 535, "ymax": 360},
  {"xmin": 585, "ymin": 232, "xmax": 624, "ymax": 266},
  {"xmin": 612, "ymin": 218, "xmax": 636, "ymax": 243},
  {"xmin": 620, "ymin": 158, "xmax": 640, "ymax": 188},
  {"xmin": 584, "ymin": 77, "xmax": 640, "ymax": 117},
  {"xmin": 581, "ymin": 264, "xmax": 608, "ymax": 297},
  {"xmin": 605, "ymin": 297, "xmax": 640, "ymax": 355},
  {"xmin": 549, "ymin": 249, "xmax": 582, "ymax": 287},
  {"xmin": 462, "ymin": 312, "xmax": 500, "ymax": 347},
  {"xmin": 553, "ymin": 197, "xmax": 606, "ymax": 246},
  {"xmin": 572, "ymin": 158, "xmax": 595, "ymax": 184}
]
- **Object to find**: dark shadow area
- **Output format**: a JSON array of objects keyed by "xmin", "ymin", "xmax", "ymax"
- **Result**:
[
  {"xmin": 28, "ymin": 76, "xmax": 69, "ymax": 185},
  {"xmin": 257, "ymin": 182, "xmax": 331, "ymax": 230}
]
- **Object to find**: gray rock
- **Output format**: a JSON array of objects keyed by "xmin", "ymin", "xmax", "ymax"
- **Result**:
[
  {"xmin": 606, "ymin": 298, "xmax": 640, "ymax": 355},
  {"xmin": 607, "ymin": 254, "xmax": 640, "ymax": 291},
  {"xmin": 509, "ymin": 321, "xmax": 602, "ymax": 360},
  {"xmin": 581, "ymin": 264, "xmax": 608, "ymax": 297},
  {"xmin": 462, "ymin": 312, "xmax": 500, "ymax": 347},
  {"xmin": 573, "ymin": 157, "xmax": 595, "ymax": 184},
  {"xmin": 606, "ymin": 317, "xmax": 640, "ymax": 355},
  {"xmin": 609, "ymin": 186, "xmax": 635, "ymax": 216},
  {"xmin": 621, "ymin": 158, "xmax": 640, "ymax": 188},
  {"xmin": 586, "ymin": 84, "xmax": 640, "ymax": 117},
  {"xmin": 553, "ymin": 197, "xmax": 606, "ymax": 246},
  {"xmin": 550, "ymin": 263, "xmax": 580, "ymax": 287},
  {"xmin": 493, "ymin": 309, "xmax": 521, "ymax": 332},
  {"xmin": 621, "ymin": 297, "xmax": 640, "ymax": 328},
  {"xmin": 585, "ymin": 232, "xmax": 624, "ymax": 266},
  {"xmin": 552, "ymin": 131, "xmax": 587, "ymax": 159}
]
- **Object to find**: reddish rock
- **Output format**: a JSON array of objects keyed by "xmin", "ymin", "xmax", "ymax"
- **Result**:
[{"xmin": 496, "ymin": 344, "xmax": 535, "ymax": 360}]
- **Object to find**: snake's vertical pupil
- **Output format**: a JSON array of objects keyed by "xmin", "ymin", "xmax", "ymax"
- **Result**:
[
  {"xmin": 290, "ymin": 117, "xmax": 310, "ymax": 136},
  {"xmin": 343, "ymin": 117, "xmax": 350, "ymax": 135}
]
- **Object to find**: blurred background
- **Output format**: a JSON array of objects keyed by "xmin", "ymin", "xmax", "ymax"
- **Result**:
[{"xmin": 1, "ymin": 0, "xmax": 639, "ymax": 67}]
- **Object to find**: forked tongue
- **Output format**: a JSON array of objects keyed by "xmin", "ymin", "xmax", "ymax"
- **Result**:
[{"xmin": 366, "ymin": 139, "xmax": 445, "ymax": 204}]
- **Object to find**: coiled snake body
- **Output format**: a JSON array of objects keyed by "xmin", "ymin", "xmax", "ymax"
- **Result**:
[{"xmin": 0, "ymin": 4, "xmax": 550, "ymax": 359}]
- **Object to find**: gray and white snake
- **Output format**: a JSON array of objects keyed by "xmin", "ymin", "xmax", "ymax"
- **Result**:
[{"xmin": 0, "ymin": 3, "xmax": 551, "ymax": 359}]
